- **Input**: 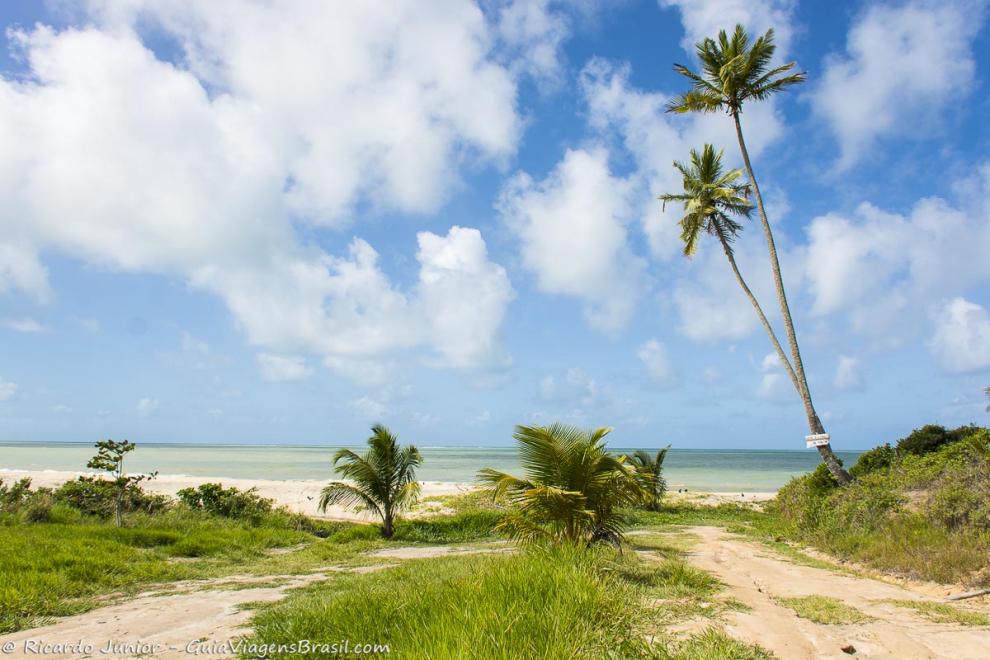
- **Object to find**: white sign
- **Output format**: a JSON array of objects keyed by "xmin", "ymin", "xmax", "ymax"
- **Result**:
[{"xmin": 805, "ymin": 433, "xmax": 830, "ymax": 448}]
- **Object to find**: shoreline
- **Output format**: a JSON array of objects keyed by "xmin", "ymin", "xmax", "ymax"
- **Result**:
[{"xmin": 0, "ymin": 469, "xmax": 777, "ymax": 520}]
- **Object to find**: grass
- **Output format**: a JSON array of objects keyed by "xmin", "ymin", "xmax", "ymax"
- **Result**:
[
  {"xmin": 664, "ymin": 627, "xmax": 774, "ymax": 660},
  {"xmin": 775, "ymin": 595, "xmax": 873, "ymax": 625},
  {"xmin": 0, "ymin": 509, "xmax": 337, "ymax": 633},
  {"xmin": 246, "ymin": 546, "xmax": 657, "ymax": 659},
  {"xmin": 883, "ymin": 599, "xmax": 990, "ymax": 626}
]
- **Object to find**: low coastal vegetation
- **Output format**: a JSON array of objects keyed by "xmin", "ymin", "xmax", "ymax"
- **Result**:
[
  {"xmin": 769, "ymin": 424, "xmax": 990, "ymax": 585},
  {"xmin": 3, "ymin": 420, "xmax": 988, "ymax": 657}
]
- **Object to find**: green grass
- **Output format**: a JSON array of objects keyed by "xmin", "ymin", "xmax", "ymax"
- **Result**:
[
  {"xmin": 775, "ymin": 595, "xmax": 873, "ymax": 625},
  {"xmin": 246, "ymin": 546, "xmax": 657, "ymax": 659},
  {"xmin": 883, "ymin": 600, "xmax": 990, "ymax": 626},
  {"xmin": 664, "ymin": 627, "xmax": 774, "ymax": 659},
  {"xmin": 0, "ymin": 509, "xmax": 323, "ymax": 633}
]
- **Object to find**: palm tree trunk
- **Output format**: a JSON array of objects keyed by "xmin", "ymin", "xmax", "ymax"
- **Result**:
[
  {"xmin": 717, "ymin": 234, "xmax": 800, "ymax": 393},
  {"xmin": 382, "ymin": 509, "xmax": 394, "ymax": 539},
  {"xmin": 731, "ymin": 112, "xmax": 851, "ymax": 484}
]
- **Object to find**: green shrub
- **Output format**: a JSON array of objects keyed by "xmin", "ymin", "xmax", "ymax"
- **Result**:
[
  {"xmin": 769, "ymin": 427, "xmax": 990, "ymax": 584},
  {"xmin": 896, "ymin": 424, "xmax": 983, "ymax": 457},
  {"xmin": 849, "ymin": 443, "xmax": 895, "ymax": 478},
  {"xmin": 54, "ymin": 477, "xmax": 171, "ymax": 519},
  {"xmin": 0, "ymin": 478, "xmax": 34, "ymax": 512},
  {"xmin": 176, "ymin": 483, "xmax": 275, "ymax": 523}
]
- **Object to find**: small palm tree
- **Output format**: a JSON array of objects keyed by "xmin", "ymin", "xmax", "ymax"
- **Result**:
[
  {"xmin": 628, "ymin": 446, "xmax": 670, "ymax": 512},
  {"xmin": 319, "ymin": 424, "xmax": 421, "ymax": 539},
  {"xmin": 667, "ymin": 26, "xmax": 850, "ymax": 484},
  {"xmin": 478, "ymin": 423, "xmax": 644, "ymax": 546}
]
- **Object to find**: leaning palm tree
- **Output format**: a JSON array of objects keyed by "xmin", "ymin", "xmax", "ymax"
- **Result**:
[
  {"xmin": 319, "ymin": 424, "xmax": 421, "ymax": 538},
  {"xmin": 628, "ymin": 446, "xmax": 670, "ymax": 512},
  {"xmin": 666, "ymin": 26, "xmax": 850, "ymax": 483},
  {"xmin": 660, "ymin": 144, "xmax": 798, "ymax": 406},
  {"xmin": 478, "ymin": 423, "xmax": 645, "ymax": 546}
]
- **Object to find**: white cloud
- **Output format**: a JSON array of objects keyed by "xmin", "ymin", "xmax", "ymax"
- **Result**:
[
  {"xmin": 659, "ymin": 0, "xmax": 797, "ymax": 56},
  {"xmin": 539, "ymin": 368, "xmax": 600, "ymax": 406},
  {"xmin": 0, "ymin": 244, "xmax": 52, "ymax": 303},
  {"xmin": 467, "ymin": 409, "xmax": 492, "ymax": 426},
  {"xmin": 137, "ymin": 397, "xmax": 159, "ymax": 416},
  {"xmin": 494, "ymin": 0, "xmax": 570, "ymax": 87},
  {"xmin": 756, "ymin": 352, "xmax": 790, "ymax": 401},
  {"xmin": 0, "ymin": 4, "xmax": 520, "ymax": 382},
  {"xmin": 812, "ymin": 1, "xmax": 985, "ymax": 170},
  {"xmin": 350, "ymin": 395, "xmax": 388, "ymax": 421},
  {"xmin": 0, "ymin": 377, "xmax": 17, "ymax": 401},
  {"xmin": 930, "ymin": 298, "xmax": 990, "ymax": 374},
  {"xmin": 833, "ymin": 355, "xmax": 863, "ymax": 391},
  {"xmin": 257, "ymin": 354, "xmax": 313, "ymax": 382},
  {"xmin": 2, "ymin": 318, "xmax": 50, "ymax": 333},
  {"xmin": 803, "ymin": 172, "xmax": 990, "ymax": 340},
  {"xmin": 499, "ymin": 147, "xmax": 644, "ymax": 332},
  {"xmin": 637, "ymin": 339, "xmax": 675, "ymax": 384}
]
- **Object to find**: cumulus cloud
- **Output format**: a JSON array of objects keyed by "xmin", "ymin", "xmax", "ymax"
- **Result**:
[
  {"xmin": 257, "ymin": 354, "xmax": 313, "ymax": 383},
  {"xmin": 637, "ymin": 339, "xmax": 676, "ymax": 384},
  {"xmin": 803, "ymin": 170, "xmax": 990, "ymax": 341},
  {"xmin": 659, "ymin": 0, "xmax": 797, "ymax": 56},
  {"xmin": 0, "ymin": 9, "xmax": 519, "ymax": 380},
  {"xmin": 833, "ymin": 355, "xmax": 863, "ymax": 391},
  {"xmin": 812, "ymin": 1, "xmax": 986, "ymax": 170},
  {"xmin": 930, "ymin": 298, "xmax": 990, "ymax": 374},
  {"xmin": 499, "ymin": 148, "xmax": 644, "ymax": 332}
]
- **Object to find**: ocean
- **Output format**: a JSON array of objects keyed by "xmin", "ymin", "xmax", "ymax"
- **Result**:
[{"xmin": 0, "ymin": 443, "xmax": 862, "ymax": 492}]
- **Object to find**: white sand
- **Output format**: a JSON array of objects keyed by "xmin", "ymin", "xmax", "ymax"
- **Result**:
[
  {"xmin": 1, "ymin": 469, "xmax": 776, "ymax": 521},
  {"xmin": 0, "ymin": 469, "xmax": 475, "ymax": 522}
]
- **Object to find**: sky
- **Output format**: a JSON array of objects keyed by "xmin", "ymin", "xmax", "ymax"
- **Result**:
[{"xmin": 0, "ymin": 0, "xmax": 988, "ymax": 450}]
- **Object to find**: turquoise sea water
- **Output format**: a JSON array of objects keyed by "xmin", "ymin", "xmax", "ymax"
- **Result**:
[{"xmin": 0, "ymin": 443, "xmax": 862, "ymax": 492}]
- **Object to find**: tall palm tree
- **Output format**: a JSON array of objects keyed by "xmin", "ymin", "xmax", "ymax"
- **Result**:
[
  {"xmin": 628, "ymin": 446, "xmax": 670, "ymax": 512},
  {"xmin": 478, "ymin": 423, "xmax": 645, "ymax": 545},
  {"xmin": 319, "ymin": 424, "xmax": 422, "ymax": 538},
  {"xmin": 666, "ymin": 25, "xmax": 850, "ymax": 483},
  {"xmin": 660, "ymin": 145, "xmax": 801, "ymax": 407}
]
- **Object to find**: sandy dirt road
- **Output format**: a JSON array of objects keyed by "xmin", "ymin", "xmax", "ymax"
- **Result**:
[{"xmin": 680, "ymin": 526, "xmax": 990, "ymax": 659}]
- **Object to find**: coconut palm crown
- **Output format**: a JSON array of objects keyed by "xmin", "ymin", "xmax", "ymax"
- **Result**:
[
  {"xmin": 665, "ymin": 25, "xmax": 805, "ymax": 116},
  {"xmin": 659, "ymin": 144, "xmax": 751, "ymax": 257},
  {"xmin": 478, "ymin": 423, "xmax": 644, "ymax": 546},
  {"xmin": 319, "ymin": 424, "xmax": 421, "ymax": 538}
]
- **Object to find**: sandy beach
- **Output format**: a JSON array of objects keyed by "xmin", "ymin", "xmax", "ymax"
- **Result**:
[{"xmin": 1, "ymin": 469, "xmax": 775, "ymax": 521}]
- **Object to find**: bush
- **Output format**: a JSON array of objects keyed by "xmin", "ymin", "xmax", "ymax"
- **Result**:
[
  {"xmin": 849, "ymin": 443, "xmax": 895, "ymax": 478},
  {"xmin": 0, "ymin": 478, "xmax": 33, "ymax": 512},
  {"xmin": 896, "ymin": 424, "xmax": 982, "ymax": 457},
  {"xmin": 54, "ymin": 477, "xmax": 171, "ymax": 519},
  {"xmin": 769, "ymin": 427, "xmax": 990, "ymax": 585},
  {"xmin": 176, "ymin": 483, "xmax": 275, "ymax": 523}
]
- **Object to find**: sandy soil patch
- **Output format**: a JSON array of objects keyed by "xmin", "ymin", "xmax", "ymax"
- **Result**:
[{"xmin": 678, "ymin": 526, "xmax": 990, "ymax": 659}]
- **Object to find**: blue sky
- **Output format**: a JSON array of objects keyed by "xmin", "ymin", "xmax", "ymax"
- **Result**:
[{"xmin": 0, "ymin": 0, "xmax": 988, "ymax": 449}]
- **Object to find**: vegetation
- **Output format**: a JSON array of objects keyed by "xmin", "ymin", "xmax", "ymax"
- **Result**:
[
  {"xmin": 478, "ymin": 424, "xmax": 645, "ymax": 545},
  {"xmin": 775, "ymin": 595, "xmax": 873, "ymax": 625},
  {"xmin": 628, "ymin": 446, "xmax": 671, "ymax": 511},
  {"xmin": 177, "ymin": 482, "xmax": 276, "ymax": 523},
  {"xmin": 0, "ymin": 508, "xmax": 316, "ymax": 633},
  {"xmin": 53, "ymin": 476, "xmax": 171, "ymax": 519},
  {"xmin": 769, "ymin": 426, "xmax": 990, "ymax": 584},
  {"xmin": 319, "ymin": 424, "xmax": 422, "ymax": 539},
  {"xmin": 666, "ymin": 24, "xmax": 849, "ymax": 483},
  {"xmin": 883, "ymin": 599, "xmax": 990, "ymax": 627},
  {"xmin": 86, "ymin": 439, "xmax": 158, "ymax": 527}
]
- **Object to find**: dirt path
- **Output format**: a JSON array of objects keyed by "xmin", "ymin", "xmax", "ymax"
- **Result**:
[
  {"xmin": 680, "ymin": 526, "xmax": 990, "ymax": 659},
  {"xmin": 0, "ymin": 543, "xmax": 505, "ymax": 659},
  {"xmin": 0, "ymin": 568, "xmax": 388, "ymax": 659}
]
